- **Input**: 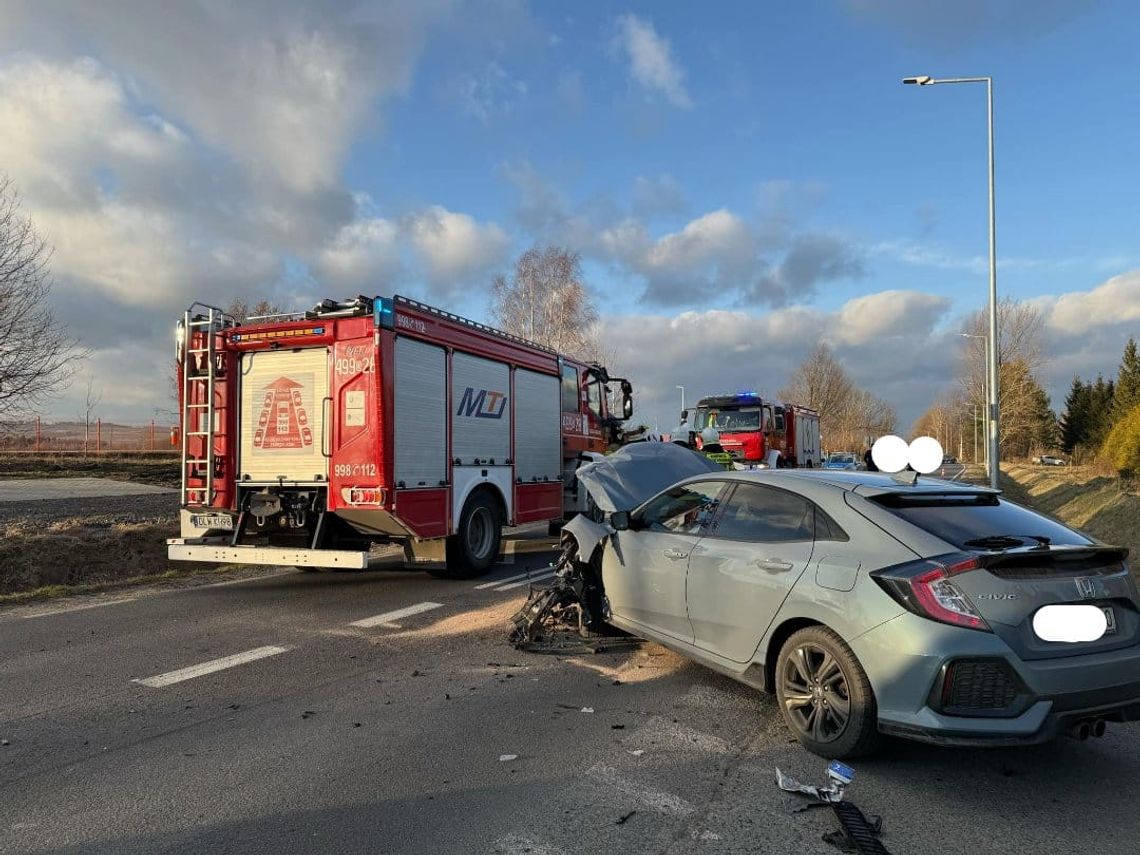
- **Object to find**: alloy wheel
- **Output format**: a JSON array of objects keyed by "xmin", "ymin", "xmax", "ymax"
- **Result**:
[{"xmin": 780, "ymin": 642, "xmax": 852, "ymax": 744}]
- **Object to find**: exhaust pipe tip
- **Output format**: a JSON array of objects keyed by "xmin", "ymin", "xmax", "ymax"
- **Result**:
[
  {"xmin": 1092, "ymin": 719, "xmax": 1107, "ymax": 738},
  {"xmin": 1067, "ymin": 721, "xmax": 1091, "ymax": 741}
]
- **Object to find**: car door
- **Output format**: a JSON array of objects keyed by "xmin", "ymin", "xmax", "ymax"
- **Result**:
[
  {"xmin": 602, "ymin": 480, "xmax": 728, "ymax": 643},
  {"xmin": 685, "ymin": 482, "xmax": 817, "ymax": 663}
]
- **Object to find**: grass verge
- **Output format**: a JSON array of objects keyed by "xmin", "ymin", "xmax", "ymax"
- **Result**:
[{"xmin": 1002, "ymin": 463, "xmax": 1139, "ymax": 557}]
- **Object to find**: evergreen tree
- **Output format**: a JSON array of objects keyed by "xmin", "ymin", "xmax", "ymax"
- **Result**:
[
  {"xmin": 1060, "ymin": 377, "xmax": 1090, "ymax": 453},
  {"xmin": 1088, "ymin": 375, "xmax": 1116, "ymax": 447},
  {"xmin": 1113, "ymin": 337, "xmax": 1140, "ymax": 420}
]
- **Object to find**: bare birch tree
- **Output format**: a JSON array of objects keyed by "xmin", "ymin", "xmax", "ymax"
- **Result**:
[
  {"xmin": 780, "ymin": 344, "xmax": 896, "ymax": 451},
  {"xmin": 490, "ymin": 245, "xmax": 599, "ymax": 359},
  {"xmin": 0, "ymin": 177, "xmax": 80, "ymax": 418}
]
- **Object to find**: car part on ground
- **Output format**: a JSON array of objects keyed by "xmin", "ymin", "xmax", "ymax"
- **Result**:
[{"xmin": 776, "ymin": 763, "xmax": 891, "ymax": 854}]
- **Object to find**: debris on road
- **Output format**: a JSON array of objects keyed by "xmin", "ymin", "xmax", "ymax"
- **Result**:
[
  {"xmin": 628, "ymin": 749, "xmax": 644, "ymax": 757},
  {"xmin": 499, "ymin": 754, "xmax": 518, "ymax": 762},
  {"xmin": 776, "ymin": 763, "xmax": 890, "ymax": 855},
  {"xmin": 615, "ymin": 810, "xmax": 636, "ymax": 825},
  {"xmin": 581, "ymin": 707, "xmax": 594, "ymax": 713}
]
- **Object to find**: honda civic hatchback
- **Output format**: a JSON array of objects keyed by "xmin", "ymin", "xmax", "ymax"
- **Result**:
[{"xmin": 583, "ymin": 469, "xmax": 1140, "ymax": 758}]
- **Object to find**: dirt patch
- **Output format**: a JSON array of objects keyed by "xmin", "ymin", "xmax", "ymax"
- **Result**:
[
  {"xmin": 0, "ymin": 455, "xmax": 179, "ymax": 487},
  {"xmin": 1003, "ymin": 464, "xmax": 1139, "ymax": 557}
]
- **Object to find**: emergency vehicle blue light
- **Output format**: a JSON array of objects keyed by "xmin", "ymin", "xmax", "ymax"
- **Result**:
[
  {"xmin": 738, "ymin": 390, "xmax": 759, "ymax": 398},
  {"xmin": 375, "ymin": 297, "xmax": 395, "ymax": 329}
]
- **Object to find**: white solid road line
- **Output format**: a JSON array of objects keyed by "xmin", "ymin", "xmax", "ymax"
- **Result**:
[
  {"xmin": 134, "ymin": 645, "xmax": 292, "ymax": 688},
  {"xmin": 19, "ymin": 597, "xmax": 138, "ymax": 619},
  {"xmin": 493, "ymin": 571, "xmax": 556, "ymax": 592},
  {"xmin": 349, "ymin": 601, "xmax": 443, "ymax": 628}
]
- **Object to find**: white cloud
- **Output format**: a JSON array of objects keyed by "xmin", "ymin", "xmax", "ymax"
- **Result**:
[
  {"xmin": 450, "ymin": 61, "xmax": 528, "ymax": 123},
  {"xmin": 1040, "ymin": 270, "xmax": 1140, "ymax": 337},
  {"xmin": 603, "ymin": 291, "xmax": 955, "ymax": 432},
  {"xmin": 403, "ymin": 206, "xmax": 511, "ymax": 290},
  {"xmin": 614, "ymin": 14, "xmax": 692, "ymax": 108},
  {"xmin": 314, "ymin": 205, "xmax": 510, "ymax": 299}
]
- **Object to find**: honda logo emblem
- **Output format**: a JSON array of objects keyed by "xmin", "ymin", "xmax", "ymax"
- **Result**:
[{"xmin": 1074, "ymin": 577, "xmax": 1096, "ymax": 599}]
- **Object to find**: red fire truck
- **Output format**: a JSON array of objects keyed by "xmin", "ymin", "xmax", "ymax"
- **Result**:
[
  {"xmin": 692, "ymin": 392, "xmax": 820, "ymax": 468},
  {"xmin": 168, "ymin": 295, "xmax": 632, "ymax": 578}
]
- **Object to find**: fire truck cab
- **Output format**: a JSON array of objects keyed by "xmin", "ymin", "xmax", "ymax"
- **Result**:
[
  {"xmin": 692, "ymin": 392, "xmax": 820, "ymax": 468},
  {"xmin": 168, "ymin": 295, "xmax": 631, "ymax": 578}
]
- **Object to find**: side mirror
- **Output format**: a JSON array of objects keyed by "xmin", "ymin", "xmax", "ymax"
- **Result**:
[{"xmin": 611, "ymin": 510, "xmax": 631, "ymax": 531}]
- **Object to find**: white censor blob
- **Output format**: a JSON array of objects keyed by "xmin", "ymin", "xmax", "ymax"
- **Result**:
[
  {"xmin": 908, "ymin": 436, "xmax": 944, "ymax": 475},
  {"xmin": 1032, "ymin": 604, "xmax": 1108, "ymax": 643},
  {"xmin": 871, "ymin": 435, "xmax": 909, "ymax": 473}
]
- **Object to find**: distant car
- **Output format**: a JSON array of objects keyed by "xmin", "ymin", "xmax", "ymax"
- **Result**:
[
  {"xmin": 822, "ymin": 452, "xmax": 862, "ymax": 471},
  {"xmin": 942, "ymin": 455, "xmax": 958, "ymax": 465},
  {"xmin": 1037, "ymin": 455, "xmax": 1068, "ymax": 466},
  {"xmin": 563, "ymin": 450, "xmax": 1140, "ymax": 759}
]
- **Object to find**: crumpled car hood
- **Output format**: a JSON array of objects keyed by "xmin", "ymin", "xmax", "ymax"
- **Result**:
[{"xmin": 573, "ymin": 441, "xmax": 725, "ymax": 513}]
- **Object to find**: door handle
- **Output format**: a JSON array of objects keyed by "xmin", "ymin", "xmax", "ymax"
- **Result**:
[
  {"xmin": 663, "ymin": 547, "xmax": 689, "ymax": 561},
  {"xmin": 754, "ymin": 557, "xmax": 794, "ymax": 572}
]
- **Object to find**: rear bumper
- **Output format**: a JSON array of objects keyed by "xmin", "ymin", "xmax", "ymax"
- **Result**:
[
  {"xmin": 168, "ymin": 538, "xmax": 370, "ymax": 569},
  {"xmin": 854, "ymin": 612, "xmax": 1140, "ymax": 746},
  {"xmin": 880, "ymin": 695, "xmax": 1140, "ymax": 747}
]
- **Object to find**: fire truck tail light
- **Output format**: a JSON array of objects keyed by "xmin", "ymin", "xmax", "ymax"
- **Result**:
[{"xmin": 341, "ymin": 487, "xmax": 385, "ymax": 506}]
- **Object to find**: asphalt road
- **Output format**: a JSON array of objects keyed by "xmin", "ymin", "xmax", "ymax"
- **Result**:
[{"xmin": 4, "ymin": 527, "xmax": 1140, "ymax": 855}]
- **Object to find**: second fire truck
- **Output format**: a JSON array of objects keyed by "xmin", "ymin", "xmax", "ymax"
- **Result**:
[
  {"xmin": 691, "ymin": 392, "xmax": 820, "ymax": 468},
  {"xmin": 167, "ymin": 295, "xmax": 632, "ymax": 578}
]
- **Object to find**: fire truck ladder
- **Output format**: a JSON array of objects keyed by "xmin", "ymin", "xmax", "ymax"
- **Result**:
[{"xmin": 180, "ymin": 303, "xmax": 235, "ymax": 507}]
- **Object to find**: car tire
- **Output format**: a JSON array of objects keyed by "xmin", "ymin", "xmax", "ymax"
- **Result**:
[
  {"xmin": 432, "ymin": 491, "xmax": 502, "ymax": 580},
  {"xmin": 775, "ymin": 626, "xmax": 882, "ymax": 759}
]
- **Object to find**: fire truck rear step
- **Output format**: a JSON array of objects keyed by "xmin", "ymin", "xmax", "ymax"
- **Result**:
[{"xmin": 167, "ymin": 538, "xmax": 372, "ymax": 569}]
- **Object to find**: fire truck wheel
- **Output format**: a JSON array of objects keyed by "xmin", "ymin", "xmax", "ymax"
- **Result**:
[{"xmin": 434, "ymin": 491, "xmax": 502, "ymax": 579}]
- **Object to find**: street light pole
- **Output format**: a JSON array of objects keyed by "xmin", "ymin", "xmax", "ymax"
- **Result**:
[
  {"xmin": 961, "ymin": 332, "xmax": 988, "ymax": 469},
  {"xmin": 904, "ymin": 74, "xmax": 1001, "ymax": 490},
  {"xmin": 676, "ymin": 385, "xmax": 685, "ymax": 415}
]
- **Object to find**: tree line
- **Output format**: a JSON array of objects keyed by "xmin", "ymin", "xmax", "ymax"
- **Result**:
[
  {"xmin": 912, "ymin": 298, "xmax": 1060, "ymax": 462},
  {"xmin": 1061, "ymin": 337, "xmax": 1140, "ymax": 475}
]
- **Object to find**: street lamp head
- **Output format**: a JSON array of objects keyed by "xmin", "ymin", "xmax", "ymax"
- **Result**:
[{"xmin": 902, "ymin": 75, "xmax": 933, "ymax": 85}]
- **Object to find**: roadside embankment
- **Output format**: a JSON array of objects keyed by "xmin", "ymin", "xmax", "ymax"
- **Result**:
[{"xmin": 1002, "ymin": 463, "xmax": 1139, "ymax": 557}]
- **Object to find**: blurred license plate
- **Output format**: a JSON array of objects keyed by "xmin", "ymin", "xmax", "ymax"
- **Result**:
[
  {"xmin": 1103, "ymin": 606, "xmax": 1117, "ymax": 635},
  {"xmin": 191, "ymin": 514, "xmax": 233, "ymax": 531}
]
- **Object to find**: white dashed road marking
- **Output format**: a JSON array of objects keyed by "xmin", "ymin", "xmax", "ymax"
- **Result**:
[
  {"xmin": 134, "ymin": 645, "xmax": 292, "ymax": 688},
  {"xmin": 474, "ymin": 569, "xmax": 549, "ymax": 590},
  {"xmin": 349, "ymin": 601, "xmax": 443, "ymax": 628},
  {"xmin": 586, "ymin": 764, "xmax": 697, "ymax": 817},
  {"xmin": 493, "ymin": 571, "xmax": 556, "ymax": 592}
]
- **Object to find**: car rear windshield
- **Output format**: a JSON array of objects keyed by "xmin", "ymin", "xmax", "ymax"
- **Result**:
[{"xmin": 869, "ymin": 493, "xmax": 1092, "ymax": 549}]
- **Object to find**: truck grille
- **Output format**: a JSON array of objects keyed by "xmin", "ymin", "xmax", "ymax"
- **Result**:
[{"xmin": 939, "ymin": 658, "xmax": 1026, "ymax": 715}]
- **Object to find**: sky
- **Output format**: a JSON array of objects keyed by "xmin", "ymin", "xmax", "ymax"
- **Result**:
[{"xmin": 2, "ymin": 0, "xmax": 1139, "ymax": 434}]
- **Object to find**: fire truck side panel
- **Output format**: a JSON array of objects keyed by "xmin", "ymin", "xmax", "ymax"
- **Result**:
[
  {"xmin": 393, "ymin": 337, "xmax": 447, "ymax": 489},
  {"xmin": 327, "ymin": 335, "xmax": 382, "ymax": 513},
  {"xmin": 237, "ymin": 348, "xmax": 330, "ymax": 484},
  {"xmin": 513, "ymin": 368, "xmax": 563, "ymax": 523},
  {"xmin": 392, "ymin": 488, "xmax": 449, "ymax": 538},
  {"xmin": 450, "ymin": 352, "xmax": 513, "ymax": 526}
]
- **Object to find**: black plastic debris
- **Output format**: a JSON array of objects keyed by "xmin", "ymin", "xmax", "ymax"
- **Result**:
[{"xmin": 776, "ymin": 762, "xmax": 891, "ymax": 855}]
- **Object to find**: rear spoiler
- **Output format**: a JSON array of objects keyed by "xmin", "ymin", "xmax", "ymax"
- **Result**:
[{"xmin": 977, "ymin": 544, "xmax": 1130, "ymax": 571}]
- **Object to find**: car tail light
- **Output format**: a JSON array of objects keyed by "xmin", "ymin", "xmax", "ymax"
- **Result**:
[{"xmin": 872, "ymin": 553, "xmax": 991, "ymax": 632}]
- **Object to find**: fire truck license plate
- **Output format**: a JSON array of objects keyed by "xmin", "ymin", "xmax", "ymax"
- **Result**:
[{"xmin": 191, "ymin": 514, "xmax": 233, "ymax": 531}]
